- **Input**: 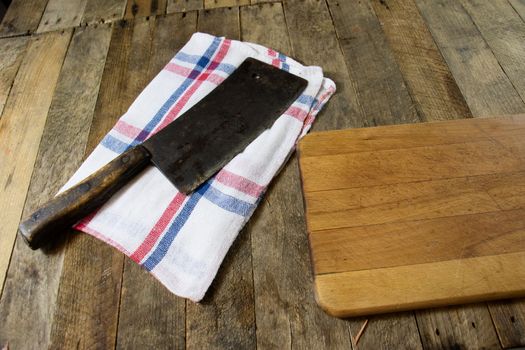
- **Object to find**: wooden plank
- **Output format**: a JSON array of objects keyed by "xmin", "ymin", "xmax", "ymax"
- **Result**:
[
  {"xmin": 510, "ymin": 0, "xmax": 525, "ymax": 21},
  {"xmin": 124, "ymin": 0, "xmax": 167, "ymax": 19},
  {"xmin": 315, "ymin": 251, "xmax": 525, "ymax": 317},
  {"xmin": 0, "ymin": 0, "xmax": 48, "ymax": 37},
  {"xmin": 460, "ymin": 0, "xmax": 525, "ymax": 103},
  {"xmin": 311, "ymin": 208, "xmax": 525, "ymax": 274},
  {"xmin": 241, "ymin": 3, "xmax": 353, "ymax": 349},
  {"xmin": 300, "ymin": 140, "xmax": 524, "ymax": 192},
  {"xmin": 47, "ymin": 20, "xmax": 133, "ymax": 349},
  {"xmin": 240, "ymin": 3, "xmax": 290, "ymax": 50},
  {"xmin": 204, "ymin": 0, "xmax": 249, "ymax": 9},
  {"xmin": 416, "ymin": 0, "xmax": 525, "ymax": 116},
  {"xmin": 298, "ymin": 114, "xmax": 525, "ymax": 157},
  {"xmin": 37, "ymin": 0, "xmax": 87, "ymax": 33},
  {"xmin": 283, "ymin": 0, "xmax": 423, "ymax": 347},
  {"xmin": 0, "ymin": 25, "xmax": 111, "ymax": 349},
  {"xmin": 489, "ymin": 299, "xmax": 525, "ymax": 348},
  {"xmin": 0, "ymin": 30, "xmax": 70, "ymax": 297},
  {"xmin": 167, "ymin": 0, "xmax": 203, "ymax": 13},
  {"xmin": 348, "ymin": 315, "xmax": 422, "ymax": 349},
  {"xmin": 307, "ymin": 169, "xmax": 525, "ymax": 231},
  {"xmin": 0, "ymin": 36, "xmax": 28, "ymax": 117},
  {"xmin": 184, "ymin": 8, "xmax": 255, "ymax": 349},
  {"xmin": 412, "ymin": 304, "xmax": 500, "ymax": 349},
  {"xmin": 369, "ymin": 0, "xmax": 472, "ymax": 122},
  {"xmin": 250, "ymin": 0, "xmax": 279, "ymax": 4},
  {"xmin": 197, "ymin": 6, "xmax": 239, "ymax": 37},
  {"xmin": 81, "ymin": 0, "xmax": 127, "ymax": 25},
  {"xmin": 283, "ymin": 0, "xmax": 365, "ymax": 130},
  {"xmin": 416, "ymin": 1, "xmax": 525, "ymax": 346},
  {"xmin": 327, "ymin": 0, "xmax": 420, "ymax": 126},
  {"xmin": 116, "ymin": 13, "xmax": 196, "ymax": 349}
]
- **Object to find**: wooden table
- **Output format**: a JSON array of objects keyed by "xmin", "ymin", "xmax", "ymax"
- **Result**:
[{"xmin": 0, "ymin": 0, "xmax": 524, "ymax": 349}]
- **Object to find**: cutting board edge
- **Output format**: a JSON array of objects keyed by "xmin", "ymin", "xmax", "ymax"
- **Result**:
[
  {"xmin": 312, "ymin": 280, "xmax": 525, "ymax": 318},
  {"xmin": 312, "ymin": 251, "xmax": 525, "ymax": 318}
]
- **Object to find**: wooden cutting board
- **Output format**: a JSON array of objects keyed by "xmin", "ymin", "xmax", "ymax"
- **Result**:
[{"xmin": 298, "ymin": 115, "xmax": 525, "ymax": 317}]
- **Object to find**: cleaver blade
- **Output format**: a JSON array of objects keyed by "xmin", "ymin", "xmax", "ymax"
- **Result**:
[
  {"xmin": 19, "ymin": 58, "xmax": 308, "ymax": 249},
  {"xmin": 144, "ymin": 57, "xmax": 307, "ymax": 193}
]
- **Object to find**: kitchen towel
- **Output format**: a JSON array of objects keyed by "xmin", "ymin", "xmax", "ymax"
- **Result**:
[{"xmin": 61, "ymin": 32, "xmax": 336, "ymax": 302}]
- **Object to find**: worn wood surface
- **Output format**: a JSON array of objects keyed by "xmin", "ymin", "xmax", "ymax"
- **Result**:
[
  {"xmin": 511, "ymin": 0, "xmax": 525, "ymax": 20},
  {"xmin": 167, "ymin": 0, "xmax": 203, "ymax": 13},
  {"xmin": 416, "ymin": 0, "xmax": 525, "ymax": 116},
  {"xmin": 459, "ymin": 0, "xmax": 525, "ymax": 102},
  {"xmin": 284, "ymin": 0, "xmax": 421, "ymax": 347},
  {"xmin": 47, "ymin": 21, "xmax": 127, "ymax": 349},
  {"xmin": 0, "ymin": 36, "xmax": 28, "ymax": 117},
  {"xmin": 0, "ymin": 0, "xmax": 49, "ymax": 37},
  {"xmin": 417, "ymin": 305, "xmax": 501, "ymax": 350},
  {"xmin": 81, "ymin": 0, "xmax": 128, "ymax": 25},
  {"xmin": 1, "ymin": 0, "xmax": 525, "ymax": 348},
  {"xmin": 417, "ymin": 1, "xmax": 525, "ymax": 347},
  {"xmin": 0, "ymin": 25, "xmax": 110, "ymax": 349},
  {"xmin": 0, "ymin": 30, "xmax": 70, "ymax": 294},
  {"xmin": 329, "ymin": 0, "xmax": 419, "ymax": 126},
  {"xmin": 37, "ymin": 0, "xmax": 88, "ymax": 33},
  {"xmin": 124, "ymin": 0, "xmax": 167, "ymax": 18},
  {"xmin": 204, "ymin": 0, "xmax": 250, "ymax": 9},
  {"xmin": 369, "ymin": 0, "xmax": 472, "ymax": 122},
  {"xmin": 185, "ymin": 8, "xmax": 257, "ymax": 349},
  {"xmin": 116, "ymin": 13, "xmax": 194, "ymax": 349}
]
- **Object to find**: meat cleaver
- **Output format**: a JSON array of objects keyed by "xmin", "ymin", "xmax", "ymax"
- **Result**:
[{"xmin": 19, "ymin": 58, "xmax": 307, "ymax": 250}]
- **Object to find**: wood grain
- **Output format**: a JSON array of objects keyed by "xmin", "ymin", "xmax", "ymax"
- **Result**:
[
  {"xmin": 37, "ymin": 0, "xmax": 87, "ymax": 33},
  {"xmin": 184, "ymin": 8, "xmax": 256, "ymax": 349},
  {"xmin": 327, "ymin": 0, "xmax": 420, "ymax": 126},
  {"xmin": 81, "ymin": 0, "xmax": 127, "ymax": 25},
  {"xmin": 315, "ymin": 252, "xmax": 525, "ymax": 317},
  {"xmin": 243, "ymin": 3, "xmax": 353, "ymax": 349},
  {"xmin": 284, "ymin": 0, "xmax": 424, "ymax": 347},
  {"xmin": 489, "ymin": 299, "xmax": 525, "ymax": 348},
  {"xmin": 300, "ymin": 116, "xmax": 525, "ymax": 318},
  {"xmin": 204, "ymin": 0, "xmax": 249, "ymax": 9},
  {"xmin": 250, "ymin": 0, "xmax": 279, "ymax": 4},
  {"xmin": 124, "ymin": 0, "xmax": 167, "ymax": 19},
  {"xmin": 369, "ymin": 0, "xmax": 472, "ymax": 122},
  {"xmin": 311, "ymin": 208, "xmax": 525, "ymax": 274},
  {"xmin": 417, "ymin": 1, "xmax": 525, "ymax": 346},
  {"xmin": 198, "ymin": 6, "xmax": 239, "ymax": 37},
  {"xmin": 460, "ymin": 0, "xmax": 525, "ymax": 102},
  {"xmin": 417, "ymin": 305, "xmax": 500, "ymax": 350},
  {"xmin": 0, "ymin": 30, "xmax": 70, "ymax": 298},
  {"xmin": 167, "ymin": 0, "xmax": 203, "ymax": 13},
  {"xmin": 0, "ymin": 0, "xmax": 49, "ymax": 37},
  {"xmin": 298, "ymin": 114, "xmax": 525, "ymax": 157},
  {"xmin": 116, "ymin": 13, "xmax": 195, "ymax": 349},
  {"xmin": 416, "ymin": 0, "xmax": 525, "ymax": 116},
  {"xmin": 301, "ymin": 140, "xmax": 523, "ymax": 192},
  {"xmin": 0, "ymin": 25, "xmax": 110, "ymax": 349},
  {"xmin": 284, "ymin": 0, "xmax": 365, "ymax": 130},
  {"xmin": 47, "ymin": 20, "xmax": 131, "ymax": 349},
  {"xmin": 510, "ymin": 0, "xmax": 525, "ymax": 21},
  {"xmin": 0, "ymin": 36, "xmax": 28, "ymax": 117}
]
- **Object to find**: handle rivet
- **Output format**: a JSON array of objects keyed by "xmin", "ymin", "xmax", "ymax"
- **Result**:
[{"xmin": 121, "ymin": 155, "xmax": 130, "ymax": 163}]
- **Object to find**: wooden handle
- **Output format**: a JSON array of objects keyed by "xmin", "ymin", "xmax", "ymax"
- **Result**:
[{"xmin": 19, "ymin": 145, "xmax": 151, "ymax": 250}]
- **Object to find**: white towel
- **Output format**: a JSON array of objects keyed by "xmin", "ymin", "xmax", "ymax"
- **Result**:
[{"xmin": 62, "ymin": 32, "xmax": 335, "ymax": 301}]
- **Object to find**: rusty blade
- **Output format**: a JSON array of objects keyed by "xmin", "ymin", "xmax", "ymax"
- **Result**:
[{"xmin": 142, "ymin": 58, "xmax": 308, "ymax": 193}]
